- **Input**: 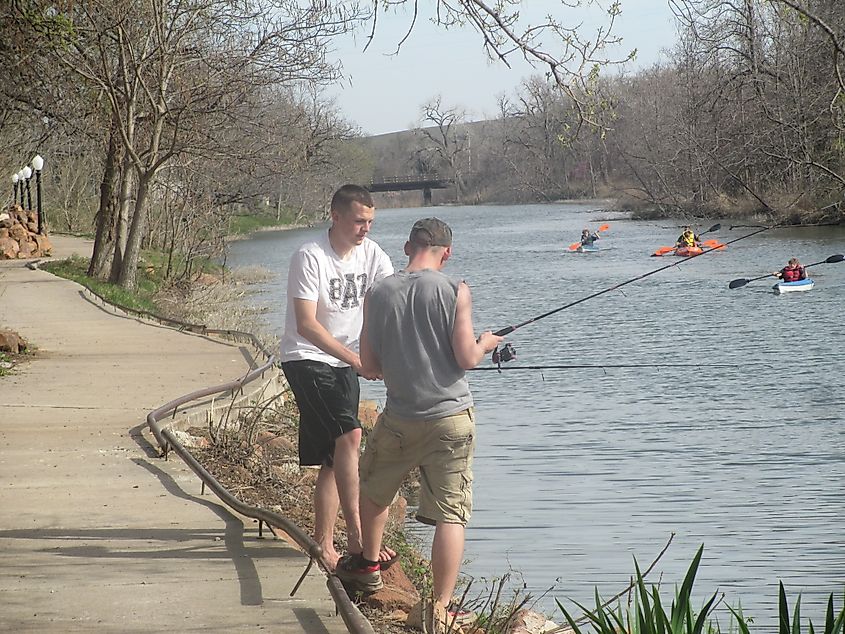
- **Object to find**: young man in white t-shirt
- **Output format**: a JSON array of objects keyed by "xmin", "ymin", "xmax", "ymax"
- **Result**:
[{"xmin": 279, "ymin": 184, "xmax": 395, "ymax": 571}]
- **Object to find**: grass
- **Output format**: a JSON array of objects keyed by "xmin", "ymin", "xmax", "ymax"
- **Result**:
[
  {"xmin": 41, "ymin": 255, "xmax": 161, "ymax": 313},
  {"xmin": 0, "ymin": 351, "xmax": 10, "ymax": 376},
  {"xmin": 227, "ymin": 211, "xmax": 301, "ymax": 236}
]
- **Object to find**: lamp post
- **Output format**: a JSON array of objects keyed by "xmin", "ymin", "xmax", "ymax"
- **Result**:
[
  {"xmin": 22, "ymin": 165, "xmax": 32, "ymax": 211},
  {"xmin": 32, "ymin": 155, "xmax": 44, "ymax": 234},
  {"xmin": 12, "ymin": 173, "xmax": 19, "ymax": 205},
  {"xmin": 17, "ymin": 170, "xmax": 25, "ymax": 207}
]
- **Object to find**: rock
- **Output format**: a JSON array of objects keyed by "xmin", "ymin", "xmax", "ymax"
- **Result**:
[
  {"xmin": 17, "ymin": 239, "xmax": 35, "ymax": 258},
  {"xmin": 0, "ymin": 236, "xmax": 19, "ymax": 259},
  {"xmin": 9, "ymin": 223, "xmax": 27, "ymax": 242},
  {"xmin": 505, "ymin": 609, "xmax": 563, "ymax": 634},
  {"xmin": 256, "ymin": 431, "xmax": 295, "ymax": 456},
  {"xmin": 34, "ymin": 234, "xmax": 52, "ymax": 255},
  {"xmin": 359, "ymin": 399, "xmax": 381, "ymax": 429},
  {"xmin": 0, "ymin": 330, "xmax": 27, "ymax": 354},
  {"xmin": 170, "ymin": 430, "xmax": 209, "ymax": 449},
  {"xmin": 0, "ymin": 204, "xmax": 52, "ymax": 260}
]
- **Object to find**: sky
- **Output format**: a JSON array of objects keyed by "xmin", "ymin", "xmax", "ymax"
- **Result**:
[{"xmin": 327, "ymin": 1, "xmax": 680, "ymax": 136}]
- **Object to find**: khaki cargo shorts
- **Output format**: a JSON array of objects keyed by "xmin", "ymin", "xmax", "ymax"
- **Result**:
[{"xmin": 360, "ymin": 408, "xmax": 475, "ymax": 526}]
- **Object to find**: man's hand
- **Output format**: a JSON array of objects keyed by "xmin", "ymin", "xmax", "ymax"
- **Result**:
[
  {"xmin": 352, "ymin": 355, "xmax": 382, "ymax": 380},
  {"xmin": 477, "ymin": 330, "xmax": 504, "ymax": 354}
]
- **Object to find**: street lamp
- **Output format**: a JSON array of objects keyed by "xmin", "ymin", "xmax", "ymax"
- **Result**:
[
  {"xmin": 17, "ymin": 170, "xmax": 25, "ymax": 207},
  {"xmin": 12, "ymin": 173, "xmax": 19, "ymax": 204},
  {"xmin": 22, "ymin": 165, "xmax": 32, "ymax": 211},
  {"xmin": 32, "ymin": 155, "xmax": 44, "ymax": 234}
]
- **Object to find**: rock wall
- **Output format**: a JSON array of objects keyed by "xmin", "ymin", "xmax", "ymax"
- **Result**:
[{"xmin": 0, "ymin": 204, "xmax": 52, "ymax": 259}]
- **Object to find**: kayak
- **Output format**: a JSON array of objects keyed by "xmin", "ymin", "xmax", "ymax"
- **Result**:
[
  {"xmin": 673, "ymin": 246, "xmax": 703, "ymax": 257},
  {"xmin": 577, "ymin": 243, "xmax": 600, "ymax": 253},
  {"xmin": 773, "ymin": 278, "xmax": 814, "ymax": 294}
]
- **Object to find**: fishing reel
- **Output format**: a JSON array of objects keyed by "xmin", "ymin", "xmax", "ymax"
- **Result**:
[{"xmin": 491, "ymin": 343, "xmax": 517, "ymax": 371}]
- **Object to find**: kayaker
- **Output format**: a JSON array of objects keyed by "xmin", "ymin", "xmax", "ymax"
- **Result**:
[
  {"xmin": 580, "ymin": 228, "xmax": 600, "ymax": 246},
  {"xmin": 675, "ymin": 226, "xmax": 700, "ymax": 248},
  {"xmin": 774, "ymin": 257, "xmax": 807, "ymax": 282}
]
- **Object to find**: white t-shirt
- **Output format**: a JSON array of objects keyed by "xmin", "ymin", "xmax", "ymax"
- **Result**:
[{"xmin": 279, "ymin": 230, "xmax": 394, "ymax": 366}]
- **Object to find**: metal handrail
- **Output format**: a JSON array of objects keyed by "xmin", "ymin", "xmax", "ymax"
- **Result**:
[{"xmin": 75, "ymin": 285, "xmax": 374, "ymax": 634}]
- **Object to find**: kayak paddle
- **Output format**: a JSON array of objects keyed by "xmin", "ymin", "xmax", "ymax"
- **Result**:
[
  {"xmin": 651, "ymin": 223, "xmax": 722, "ymax": 257},
  {"xmin": 728, "ymin": 254, "xmax": 845, "ymax": 289},
  {"xmin": 568, "ymin": 224, "xmax": 610, "ymax": 250}
]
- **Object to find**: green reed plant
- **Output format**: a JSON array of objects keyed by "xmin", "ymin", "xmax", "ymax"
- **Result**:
[
  {"xmin": 556, "ymin": 545, "xmax": 719, "ymax": 634},
  {"xmin": 727, "ymin": 583, "xmax": 845, "ymax": 634}
]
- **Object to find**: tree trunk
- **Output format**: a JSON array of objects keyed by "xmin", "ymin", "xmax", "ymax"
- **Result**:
[
  {"xmin": 118, "ymin": 171, "xmax": 151, "ymax": 290},
  {"xmin": 88, "ymin": 124, "xmax": 121, "ymax": 278},
  {"xmin": 109, "ymin": 157, "xmax": 134, "ymax": 283}
]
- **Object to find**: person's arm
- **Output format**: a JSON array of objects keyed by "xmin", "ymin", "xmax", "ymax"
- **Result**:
[
  {"xmin": 358, "ymin": 293, "xmax": 382, "ymax": 380},
  {"xmin": 451, "ymin": 282, "xmax": 503, "ymax": 370},
  {"xmin": 293, "ymin": 298, "xmax": 362, "ymax": 370}
]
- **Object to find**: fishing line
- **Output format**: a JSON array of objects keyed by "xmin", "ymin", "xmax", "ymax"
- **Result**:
[{"xmin": 470, "ymin": 362, "xmax": 762, "ymax": 371}]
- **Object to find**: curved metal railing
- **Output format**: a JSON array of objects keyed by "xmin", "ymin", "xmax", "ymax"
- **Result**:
[{"xmin": 76, "ymin": 285, "xmax": 375, "ymax": 634}]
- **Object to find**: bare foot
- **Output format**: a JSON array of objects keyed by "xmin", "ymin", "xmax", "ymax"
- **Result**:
[
  {"xmin": 321, "ymin": 545, "xmax": 340, "ymax": 571},
  {"xmin": 378, "ymin": 546, "xmax": 397, "ymax": 562}
]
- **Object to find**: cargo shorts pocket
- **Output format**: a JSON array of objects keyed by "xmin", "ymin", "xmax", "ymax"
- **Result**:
[{"xmin": 360, "ymin": 414, "xmax": 403, "ymax": 480}]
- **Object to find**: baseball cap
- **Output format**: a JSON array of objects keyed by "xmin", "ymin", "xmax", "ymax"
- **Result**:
[{"xmin": 409, "ymin": 217, "xmax": 452, "ymax": 247}]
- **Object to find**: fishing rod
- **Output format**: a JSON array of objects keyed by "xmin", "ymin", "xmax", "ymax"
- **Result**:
[{"xmin": 489, "ymin": 223, "xmax": 774, "ymax": 366}]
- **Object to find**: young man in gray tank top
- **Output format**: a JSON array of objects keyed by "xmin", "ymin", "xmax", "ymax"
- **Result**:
[{"xmin": 335, "ymin": 218, "xmax": 502, "ymax": 628}]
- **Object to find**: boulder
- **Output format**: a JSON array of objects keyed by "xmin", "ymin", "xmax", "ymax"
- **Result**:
[
  {"xmin": 0, "ymin": 236, "xmax": 19, "ymax": 259},
  {"xmin": 0, "ymin": 329, "xmax": 27, "ymax": 354},
  {"xmin": 505, "ymin": 609, "xmax": 564, "ymax": 634}
]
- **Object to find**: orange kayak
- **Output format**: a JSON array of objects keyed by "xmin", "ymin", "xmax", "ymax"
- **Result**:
[{"xmin": 673, "ymin": 246, "xmax": 703, "ymax": 257}]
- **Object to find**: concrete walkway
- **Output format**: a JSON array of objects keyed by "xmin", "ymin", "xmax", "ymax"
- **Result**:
[{"xmin": 0, "ymin": 238, "xmax": 348, "ymax": 632}]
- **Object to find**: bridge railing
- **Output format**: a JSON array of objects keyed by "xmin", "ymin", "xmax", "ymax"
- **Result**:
[{"xmin": 370, "ymin": 174, "xmax": 446, "ymax": 184}]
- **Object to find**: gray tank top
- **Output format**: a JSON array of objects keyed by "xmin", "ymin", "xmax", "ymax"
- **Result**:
[{"xmin": 366, "ymin": 269, "xmax": 473, "ymax": 420}]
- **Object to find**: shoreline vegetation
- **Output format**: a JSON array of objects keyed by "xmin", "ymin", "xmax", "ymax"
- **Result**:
[{"xmin": 33, "ymin": 243, "xmax": 845, "ymax": 633}]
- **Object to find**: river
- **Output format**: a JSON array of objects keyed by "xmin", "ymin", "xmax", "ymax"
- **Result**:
[{"xmin": 226, "ymin": 202, "xmax": 845, "ymax": 627}]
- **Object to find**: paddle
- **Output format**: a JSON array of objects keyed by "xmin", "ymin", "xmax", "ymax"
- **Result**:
[
  {"xmin": 568, "ymin": 224, "xmax": 610, "ymax": 250},
  {"xmin": 728, "ymin": 254, "xmax": 845, "ymax": 289},
  {"xmin": 651, "ymin": 223, "xmax": 721, "ymax": 257}
]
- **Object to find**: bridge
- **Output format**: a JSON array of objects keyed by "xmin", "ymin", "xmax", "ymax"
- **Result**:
[{"xmin": 368, "ymin": 174, "xmax": 454, "ymax": 205}]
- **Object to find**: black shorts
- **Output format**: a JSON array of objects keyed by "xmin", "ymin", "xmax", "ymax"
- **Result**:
[{"xmin": 281, "ymin": 360, "xmax": 361, "ymax": 467}]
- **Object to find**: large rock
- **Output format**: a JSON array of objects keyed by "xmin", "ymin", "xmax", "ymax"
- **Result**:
[
  {"xmin": 0, "ymin": 329, "xmax": 27, "ymax": 354},
  {"xmin": 0, "ymin": 236, "xmax": 20, "ymax": 259}
]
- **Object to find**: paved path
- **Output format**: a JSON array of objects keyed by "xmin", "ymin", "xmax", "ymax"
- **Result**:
[{"xmin": 0, "ymin": 238, "xmax": 347, "ymax": 632}]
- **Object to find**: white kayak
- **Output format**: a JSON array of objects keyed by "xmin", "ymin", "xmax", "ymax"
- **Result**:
[
  {"xmin": 577, "ymin": 243, "xmax": 600, "ymax": 253},
  {"xmin": 773, "ymin": 278, "xmax": 814, "ymax": 294}
]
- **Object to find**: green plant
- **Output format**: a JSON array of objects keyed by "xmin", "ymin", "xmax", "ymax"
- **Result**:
[
  {"xmin": 556, "ymin": 545, "xmax": 719, "ymax": 634},
  {"xmin": 727, "ymin": 583, "xmax": 845, "ymax": 634}
]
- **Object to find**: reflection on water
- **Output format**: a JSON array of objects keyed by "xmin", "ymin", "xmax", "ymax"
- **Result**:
[{"xmin": 227, "ymin": 203, "xmax": 845, "ymax": 626}]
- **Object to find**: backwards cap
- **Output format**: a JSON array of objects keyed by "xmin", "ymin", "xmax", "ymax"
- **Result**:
[{"xmin": 409, "ymin": 217, "xmax": 452, "ymax": 247}]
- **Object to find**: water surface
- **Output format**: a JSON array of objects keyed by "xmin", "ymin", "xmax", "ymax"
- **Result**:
[{"xmin": 227, "ymin": 203, "xmax": 845, "ymax": 626}]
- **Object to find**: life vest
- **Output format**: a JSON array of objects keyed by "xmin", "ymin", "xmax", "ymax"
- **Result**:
[
  {"xmin": 677, "ymin": 231, "xmax": 696, "ymax": 247},
  {"xmin": 781, "ymin": 265, "xmax": 805, "ymax": 282}
]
